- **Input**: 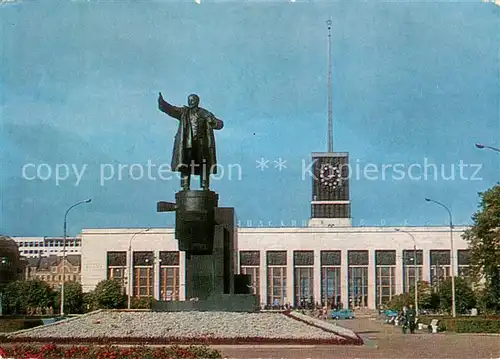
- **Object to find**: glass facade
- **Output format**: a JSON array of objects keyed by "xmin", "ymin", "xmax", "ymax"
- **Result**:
[
  {"xmin": 267, "ymin": 251, "xmax": 287, "ymax": 307},
  {"xmin": 348, "ymin": 251, "xmax": 369, "ymax": 308},
  {"xmin": 321, "ymin": 250, "xmax": 341, "ymax": 308},
  {"xmin": 375, "ymin": 250, "xmax": 396, "ymax": 307},
  {"xmin": 294, "ymin": 251, "xmax": 314, "ymax": 308},
  {"xmin": 103, "ymin": 247, "xmax": 471, "ymax": 308}
]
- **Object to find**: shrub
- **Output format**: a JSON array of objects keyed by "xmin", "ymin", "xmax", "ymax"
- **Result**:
[
  {"xmin": 130, "ymin": 296, "xmax": 155, "ymax": 309},
  {"xmin": 418, "ymin": 315, "xmax": 500, "ymax": 333},
  {"xmin": 454, "ymin": 318, "xmax": 500, "ymax": 333},
  {"xmin": 0, "ymin": 344, "xmax": 223, "ymax": 359},
  {"xmin": 93, "ymin": 279, "xmax": 125, "ymax": 309},
  {"xmin": 0, "ymin": 318, "xmax": 44, "ymax": 333}
]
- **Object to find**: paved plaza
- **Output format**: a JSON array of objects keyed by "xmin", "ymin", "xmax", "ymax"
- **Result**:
[{"xmin": 218, "ymin": 317, "xmax": 500, "ymax": 359}]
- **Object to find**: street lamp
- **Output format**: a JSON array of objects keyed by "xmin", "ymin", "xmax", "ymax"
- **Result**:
[
  {"xmin": 475, "ymin": 143, "xmax": 500, "ymax": 153},
  {"xmin": 61, "ymin": 198, "xmax": 91, "ymax": 316},
  {"xmin": 127, "ymin": 229, "xmax": 151, "ymax": 309},
  {"xmin": 425, "ymin": 197, "xmax": 456, "ymax": 317},
  {"xmin": 395, "ymin": 229, "xmax": 419, "ymax": 316}
]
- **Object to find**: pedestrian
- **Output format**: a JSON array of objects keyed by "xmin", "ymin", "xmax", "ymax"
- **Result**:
[
  {"xmin": 406, "ymin": 304, "xmax": 417, "ymax": 334},
  {"xmin": 401, "ymin": 305, "xmax": 408, "ymax": 333}
]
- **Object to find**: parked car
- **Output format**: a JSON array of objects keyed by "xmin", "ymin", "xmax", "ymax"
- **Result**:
[
  {"xmin": 384, "ymin": 309, "xmax": 399, "ymax": 317},
  {"xmin": 383, "ymin": 309, "xmax": 399, "ymax": 324},
  {"xmin": 331, "ymin": 309, "xmax": 355, "ymax": 320}
]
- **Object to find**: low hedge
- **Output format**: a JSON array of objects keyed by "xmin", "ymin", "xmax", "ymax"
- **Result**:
[
  {"xmin": 454, "ymin": 318, "xmax": 500, "ymax": 333},
  {"xmin": 0, "ymin": 344, "xmax": 223, "ymax": 359},
  {"xmin": 0, "ymin": 318, "xmax": 43, "ymax": 333},
  {"xmin": 418, "ymin": 316, "xmax": 500, "ymax": 333},
  {"xmin": 0, "ymin": 335, "xmax": 357, "ymax": 346}
]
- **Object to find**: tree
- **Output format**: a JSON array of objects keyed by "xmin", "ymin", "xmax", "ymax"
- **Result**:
[
  {"xmin": 2, "ymin": 280, "xmax": 26, "ymax": 315},
  {"xmin": 476, "ymin": 287, "xmax": 499, "ymax": 315},
  {"xmin": 82, "ymin": 291, "xmax": 97, "ymax": 313},
  {"xmin": 0, "ymin": 236, "xmax": 24, "ymax": 289},
  {"xmin": 2, "ymin": 280, "xmax": 56, "ymax": 315},
  {"xmin": 409, "ymin": 281, "xmax": 440, "ymax": 311},
  {"xmin": 438, "ymin": 276, "xmax": 476, "ymax": 315},
  {"xmin": 24, "ymin": 279, "xmax": 55, "ymax": 309},
  {"xmin": 462, "ymin": 184, "xmax": 500, "ymax": 312},
  {"xmin": 385, "ymin": 292, "xmax": 412, "ymax": 311},
  {"xmin": 93, "ymin": 279, "xmax": 125, "ymax": 309},
  {"xmin": 53, "ymin": 282, "xmax": 84, "ymax": 314}
]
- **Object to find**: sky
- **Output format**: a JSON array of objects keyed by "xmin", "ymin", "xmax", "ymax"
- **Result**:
[{"xmin": 0, "ymin": 0, "xmax": 499, "ymax": 236}]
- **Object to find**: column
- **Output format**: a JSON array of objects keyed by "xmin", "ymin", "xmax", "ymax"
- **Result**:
[
  {"xmin": 368, "ymin": 249, "xmax": 376, "ymax": 309},
  {"xmin": 422, "ymin": 249, "xmax": 431, "ymax": 283},
  {"xmin": 395, "ymin": 250, "xmax": 404, "ymax": 294},
  {"xmin": 313, "ymin": 249, "xmax": 321, "ymax": 305},
  {"xmin": 259, "ymin": 250, "xmax": 266, "ymax": 306},
  {"xmin": 341, "ymin": 250, "xmax": 349, "ymax": 309},
  {"xmin": 154, "ymin": 250, "xmax": 160, "ymax": 300},
  {"xmin": 179, "ymin": 251, "xmax": 186, "ymax": 301},
  {"xmin": 286, "ymin": 250, "xmax": 294, "ymax": 307}
]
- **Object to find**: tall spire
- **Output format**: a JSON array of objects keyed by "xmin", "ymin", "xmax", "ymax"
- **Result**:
[{"xmin": 326, "ymin": 19, "xmax": 333, "ymax": 153}]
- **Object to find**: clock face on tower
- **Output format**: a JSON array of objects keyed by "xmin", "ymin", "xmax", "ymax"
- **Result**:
[
  {"xmin": 311, "ymin": 153, "xmax": 351, "ymax": 219},
  {"xmin": 319, "ymin": 163, "xmax": 342, "ymax": 190}
]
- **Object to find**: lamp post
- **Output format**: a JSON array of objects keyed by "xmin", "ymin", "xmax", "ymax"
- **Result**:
[
  {"xmin": 395, "ymin": 229, "xmax": 419, "ymax": 316},
  {"xmin": 61, "ymin": 198, "xmax": 91, "ymax": 316},
  {"xmin": 475, "ymin": 143, "xmax": 500, "ymax": 153},
  {"xmin": 127, "ymin": 229, "xmax": 151, "ymax": 309},
  {"xmin": 425, "ymin": 198, "xmax": 456, "ymax": 317}
]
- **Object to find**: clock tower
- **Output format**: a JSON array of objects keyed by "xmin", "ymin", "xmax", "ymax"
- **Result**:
[
  {"xmin": 308, "ymin": 20, "xmax": 352, "ymax": 227},
  {"xmin": 309, "ymin": 152, "xmax": 352, "ymax": 227}
]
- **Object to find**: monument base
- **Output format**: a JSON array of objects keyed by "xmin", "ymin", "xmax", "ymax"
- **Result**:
[
  {"xmin": 175, "ymin": 190, "xmax": 219, "ymax": 255},
  {"xmin": 152, "ymin": 294, "xmax": 259, "ymax": 312}
]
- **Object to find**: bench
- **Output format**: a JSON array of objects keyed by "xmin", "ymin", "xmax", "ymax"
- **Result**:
[{"xmin": 428, "ymin": 319, "xmax": 440, "ymax": 333}]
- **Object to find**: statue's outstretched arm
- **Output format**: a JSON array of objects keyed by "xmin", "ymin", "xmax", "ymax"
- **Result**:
[{"xmin": 158, "ymin": 92, "xmax": 182, "ymax": 120}]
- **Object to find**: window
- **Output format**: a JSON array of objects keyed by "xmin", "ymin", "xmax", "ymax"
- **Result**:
[
  {"xmin": 375, "ymin": 251, "xmax": 396, "ymax": 307},
  {"xmin": 159, "ymin": 251, "xmax": 180, "ymax": 301},
  {"xmin": 458, "ymin": 250, "xmax": 472, "ymax": 284},
  {"xmin": 294, "ymin": 251, "xmax": 314, "ymax": 308},
  {"xmin": 267, "ymin": 251, "xmax": 287, "ymax": 307},
  {"xmin": 240, "ymin": 251, "xmax": 260, "ymax": 296},
  {"xmin": 107, "ymin": 251, "xmax": 127, "ymax": 292},
  {"xmin": 430, "ymin": 250, "xmax": 451, "ymax": 290},
  {"xmin": 348, "ymin": 251, "xmax": 369, "ymax": 308},
  {"xmin": 403, "ymin": 250, "xmax": 423, "ymax": 292},
  {"xmin": 133, "ymin": 251, "xmax": 154, "ymax": 298},
  {"xmin": 321, "ymin": 250, "xmax": 341, "ymax": 308}
]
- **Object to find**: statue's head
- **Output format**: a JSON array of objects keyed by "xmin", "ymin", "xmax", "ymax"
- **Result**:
[{"xmin": 187, "ymin": 94, "xmax": 200, "ymax": 108}]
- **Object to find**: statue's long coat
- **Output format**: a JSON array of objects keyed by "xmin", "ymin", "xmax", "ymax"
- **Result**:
[{"xmin": 159, "ymin": 98, "xmax": 223, "ymax": 175}]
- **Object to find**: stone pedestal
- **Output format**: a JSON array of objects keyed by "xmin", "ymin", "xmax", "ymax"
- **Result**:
[
  {"xmin": 155, "ymin": 203, "xmax": 259, "ymax": 312},
  {"xmin": 175, "ymin": 190, "xmax": 219, "ymax": 255}
]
